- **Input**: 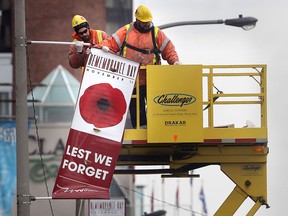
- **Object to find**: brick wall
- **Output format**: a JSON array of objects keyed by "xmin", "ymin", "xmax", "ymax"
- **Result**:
[{"xmin": 25, "ymin": 0, "xmax": 106, "ymax": 84}]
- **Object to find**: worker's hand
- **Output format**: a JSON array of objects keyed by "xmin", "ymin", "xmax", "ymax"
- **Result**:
[
  {"xmin": 86, "ymin": 48, "xmax": 91, "ymax": 55},
  {"xmin": 174, "ymin": 61, "xmax": 182, "ymax": 65},
  {"xmin": 102, "ymin": 46, "xmax": 110, "ymax": 52},
  {"xmin": 75, "ymin": 41, "xmax": 84, "ymax": 53}
]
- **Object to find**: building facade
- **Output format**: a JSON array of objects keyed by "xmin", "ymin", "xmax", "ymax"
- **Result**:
[{"xmin": 1, "ymin": 1, "xmax": 136, "ymax": 215}]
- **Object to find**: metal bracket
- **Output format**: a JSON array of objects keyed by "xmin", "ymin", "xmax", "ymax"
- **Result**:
[
  {"xmin": 17, "ymin": 193, "xmax": 32, "ymax": 205},
  {"xmin": 15, "ymin": 36, "xmax": 27, "ymax": 47}
]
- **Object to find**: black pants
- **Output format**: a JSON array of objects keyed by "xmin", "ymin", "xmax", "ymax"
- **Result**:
[{"xmin": 129, "ymin": 85, "xmax": 147, "ymax": 128}]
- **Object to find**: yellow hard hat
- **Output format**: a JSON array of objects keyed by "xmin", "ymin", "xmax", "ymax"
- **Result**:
[
  {"xmin": 134, "ymin": 5, "xmax": 153, "ymax": 22},
  {"xmin": 72, "ymin": 15, "xmax": 89, "ymax": 32}
]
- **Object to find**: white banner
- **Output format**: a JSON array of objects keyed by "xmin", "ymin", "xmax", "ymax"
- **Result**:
[
  {"xmin": 71, "ymin": 48, "xmax": 139, "ymax": 142},
  {"xmin": 52, "ymin": 48, "xmax": 139, "ymax": 199},
  {"xmin": 89, "ymin": 198, "xmax": 125, "ymax": 216}
]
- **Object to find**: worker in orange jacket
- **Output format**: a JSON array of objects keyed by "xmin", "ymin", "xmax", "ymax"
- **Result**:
[
  {"xmin": 68, "ymin": 15, "xmax": 110, "ymax": 69},
  {"xmin": 98, "ymin": 5, "xmax": 181, "ymax": 128}
]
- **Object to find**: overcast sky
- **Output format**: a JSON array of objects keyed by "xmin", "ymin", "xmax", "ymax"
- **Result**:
[{"xmin": 133, "ymin": 0, "xmax": 288, "ymax": 215}]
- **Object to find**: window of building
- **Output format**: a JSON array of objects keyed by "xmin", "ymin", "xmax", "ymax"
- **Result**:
[
  {"xmin": 27, "ymin": 65, "xmax": 80, "ymax": 123},
  {"xmin": 0, "ymin": 0, "xmax": 12, "ymax": 53},
  {"xmin": 43, "ymin": 106, "xmax": 75, "ymax": 123},
  {"xmin": 105, "ymin": 0, "xmax": 132, "ymax": 34},
  {"xmin": 0, "ymin": 92, "xmax": 9, "ymax": 116}
]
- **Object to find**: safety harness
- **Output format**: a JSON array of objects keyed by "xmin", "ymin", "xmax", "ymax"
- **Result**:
[{"xmin": 119, "ymin": 24, "xmax": 161, "ymax": 64}]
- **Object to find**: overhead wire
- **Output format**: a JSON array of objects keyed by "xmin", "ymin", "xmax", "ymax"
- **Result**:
[{"xmin": 27, "ymin": 47, "xmax": 55, "ymax": 216}]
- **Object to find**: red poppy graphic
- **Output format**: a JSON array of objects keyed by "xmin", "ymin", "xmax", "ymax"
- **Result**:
[{"xmin": 79, "ymin": 83, "xmax": 127, "ymax": 128}]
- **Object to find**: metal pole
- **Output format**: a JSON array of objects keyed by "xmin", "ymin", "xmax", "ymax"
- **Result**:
[
  {"xmin": 27, "ymin": 40, "xmax": 90, "ymax": 46},
  {"xmin": 76, "ymin": 199, "xmax": 85, "ymax": 216},
  {"xmin": 14, "ymin": 0, "xmax": 30, "ymax": 215},
  {"xmin": 31, "ymin": 197, "xmax": 52, "ymax": 200},
  {"xmin": 158, "ymin": 20, "xmax": 224, "ymax": 30},
  {"xmin": 157, "ymin": 16, "xmax": 258, "ymax": 30}
]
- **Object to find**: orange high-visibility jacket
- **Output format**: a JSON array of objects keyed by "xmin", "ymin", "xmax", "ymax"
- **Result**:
[
  {"xmin": 101, "ymin": 22, "xmax": 180, "ymax": 86},
  {"xmin": 68, "ymin": 29, "xmax": 110, "ymax": 69}
]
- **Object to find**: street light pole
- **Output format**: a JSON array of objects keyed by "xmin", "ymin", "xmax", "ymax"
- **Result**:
[
  {"xmin": 158, "ymin": 15, "xmax": 258, "ymax": 30},
  {"xmin": 14, "ymin": 0, "xmax": 30, "ymax": 215}
]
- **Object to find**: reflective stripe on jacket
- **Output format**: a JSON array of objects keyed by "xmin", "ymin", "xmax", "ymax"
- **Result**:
[
  {"xmin": 101, "ymin": 22, "xmax": 179, "ymax": 85},
  {"xmin": 107, "ymin": 23, "xmax": 179, "ymax": 65}
]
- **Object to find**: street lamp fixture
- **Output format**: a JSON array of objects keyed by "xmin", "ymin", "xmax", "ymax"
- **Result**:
[{"xmin": 158, "ymin": 14, "xmax": 258, "ymax": 31}]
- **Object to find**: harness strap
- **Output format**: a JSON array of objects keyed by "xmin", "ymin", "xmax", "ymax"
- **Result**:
[
  {"xmin": 151, "ymin": 26, "xmax": 161, "ymax": 64},
  {"xmin": 119, "ymin": 24, "xmax": 162, "ymax": 64},
  {"xmin": 119, "ymin": 24, "xmax": 133, "ymax": 56},
  {"xmin": 125, "ymin": 43, "xmax": 156, "ymax": 54}
]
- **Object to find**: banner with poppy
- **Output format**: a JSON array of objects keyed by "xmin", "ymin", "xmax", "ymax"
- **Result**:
[{"xmin": 53, "ymin": 48, "xmax": 139, "ymax": 199}]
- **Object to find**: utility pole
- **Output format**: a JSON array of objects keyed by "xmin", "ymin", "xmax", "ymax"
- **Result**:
[{"xmin": 14, "ymin": 0, "xmax": 30, "ymax": 215}]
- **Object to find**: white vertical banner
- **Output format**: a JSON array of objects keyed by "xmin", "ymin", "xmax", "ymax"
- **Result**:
[
  {"xmin": 89, "ymin": 198, "xmax": 125, "ymax": 216},
  {"xmin": 52, "ymin": 49, "xmax": 139, "ymax": 199},
  {"xmin": 72, "ymin": 48, "xmax": 139, "ymax": 142}
]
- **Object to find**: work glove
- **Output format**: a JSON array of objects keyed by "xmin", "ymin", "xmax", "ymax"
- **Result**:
[
  {"xmin": 75, "ymin": 41, "xmax": 84, "ymax": 53},
  {"xmin": 174, "ymin": 61, "xmax": 182, "ymax": 65},
  {"xmin": 102, "ymin": 46, "xmax": 110, "ymax": 52},
  {"xmin": 86, "ymin": 48, "xmax": 91, "ymax": 55}
]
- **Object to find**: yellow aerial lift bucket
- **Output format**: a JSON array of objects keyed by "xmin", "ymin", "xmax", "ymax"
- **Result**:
[{"xmin": 146, "ymin": 65, "xmax": 203, "ymax": 143}]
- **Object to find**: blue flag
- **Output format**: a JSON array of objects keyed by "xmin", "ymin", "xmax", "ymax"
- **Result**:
[
  {"xmin": 0, "ymin": 121, "xmax": 16, "ymax": 216},
  {"xmin": 199, "ymin": 183, "xmax": 207, "ymax": 215}
]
